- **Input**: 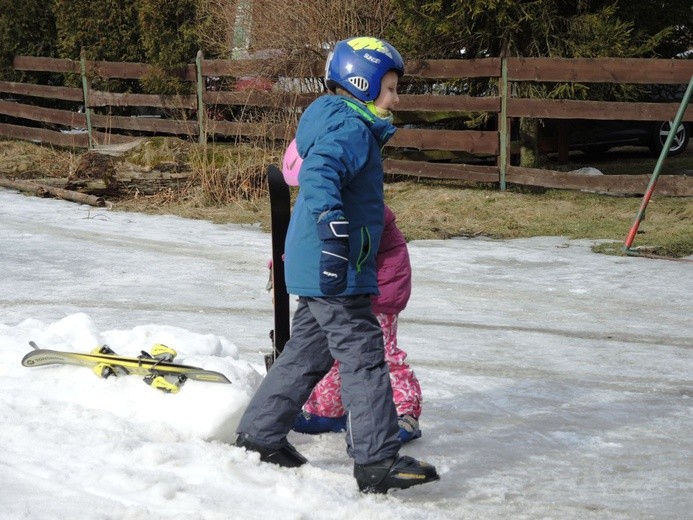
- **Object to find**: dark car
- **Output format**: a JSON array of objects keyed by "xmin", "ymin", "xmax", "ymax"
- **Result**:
[
  {"xmin": 542, "ymin": 118, "xmax": 690, "ymax": 157},
  {"xmin": 541, "ymin": 82, "xmax": 691, "ymax": 157}
]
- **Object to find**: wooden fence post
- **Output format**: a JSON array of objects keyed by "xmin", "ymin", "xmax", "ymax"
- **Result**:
[
  {"xmin": 195, "ymin": 50, "xmax": 206, "ymax": 145},
  {"xmin": 498, "ymin": 58, "xmax": 508, "ymax": 191},
  {"xmin": 79, "ymin": 49, "xmax": 93, "ymax": 149}
]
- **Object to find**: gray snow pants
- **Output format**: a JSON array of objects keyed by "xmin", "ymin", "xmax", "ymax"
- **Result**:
[{"xmin": 236, "ymin": 295, "xmax": 401, "ymax": 465}]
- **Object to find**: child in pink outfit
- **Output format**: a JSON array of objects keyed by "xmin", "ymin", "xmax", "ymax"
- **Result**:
[{"xmin": 294, "ymin": 205, "xmax": 424, "ymax": 443}]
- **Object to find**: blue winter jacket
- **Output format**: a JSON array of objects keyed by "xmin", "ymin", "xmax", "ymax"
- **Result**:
[{"xmin": 284, "ymin": 94, "xmax": 397, "ymax": 297}]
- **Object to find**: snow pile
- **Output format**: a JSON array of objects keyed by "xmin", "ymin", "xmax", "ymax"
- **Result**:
[{"xmin": 2, "ymin": 313, "xmax": 263, "ymax": 443}]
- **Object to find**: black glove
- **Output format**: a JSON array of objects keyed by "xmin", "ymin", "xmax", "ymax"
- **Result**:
[{"xmin": 317, "ymin": 220, "xmax": 349, "ymax": 295}]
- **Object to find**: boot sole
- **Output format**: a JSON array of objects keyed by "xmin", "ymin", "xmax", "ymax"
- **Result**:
[{"xmin": 359, "ymin": 473, "xmax": 440, "ymax": 494}]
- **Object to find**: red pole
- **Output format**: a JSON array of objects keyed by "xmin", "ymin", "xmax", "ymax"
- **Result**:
[{"xmin": 623, "ymin": 184, "xmax": 656, "ymax": 249}]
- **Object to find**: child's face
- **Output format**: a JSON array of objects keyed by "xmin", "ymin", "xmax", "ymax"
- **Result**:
[{"xmin": 373, "ymin": 71, "xmax": 400, "ymax": 112}]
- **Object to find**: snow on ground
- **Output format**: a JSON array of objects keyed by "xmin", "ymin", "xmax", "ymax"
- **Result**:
[{"xmin": 0, "ymin": 189, "xmax": 691, "ymax": 519}]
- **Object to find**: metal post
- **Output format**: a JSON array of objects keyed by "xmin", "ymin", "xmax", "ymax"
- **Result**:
[{"xmin": 623, "ymin": 75, "xmax": 693, "ymax": 254}]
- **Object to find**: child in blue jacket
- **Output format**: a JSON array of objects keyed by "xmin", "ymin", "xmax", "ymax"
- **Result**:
[{"xmin": 235, "ymin": 36, "xmax": 439, "ymax": 494}]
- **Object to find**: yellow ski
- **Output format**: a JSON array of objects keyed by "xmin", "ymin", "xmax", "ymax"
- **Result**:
[{"xmin": 22, "ymin": 341, "xmax": 231, "ymax": 385}]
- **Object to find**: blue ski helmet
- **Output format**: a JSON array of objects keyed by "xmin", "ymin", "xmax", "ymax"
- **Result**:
[{"xmin": 325, "ymin": 37, "xmax": 405, "ymax": 102}]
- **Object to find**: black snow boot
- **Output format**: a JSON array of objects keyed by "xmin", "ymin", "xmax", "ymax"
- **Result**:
[
  {"xmin": 235, "ymin": 434, "xmax": 307, "ymax": 468},
  {"xmin": 354, "ymin": 455, "xmax": 440, "ymax": 494}
]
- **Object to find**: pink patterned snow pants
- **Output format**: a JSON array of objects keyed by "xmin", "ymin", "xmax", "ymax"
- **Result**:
[{"xmin": 303, "ymin": 313, "xmax": 423, "ymax": 419}]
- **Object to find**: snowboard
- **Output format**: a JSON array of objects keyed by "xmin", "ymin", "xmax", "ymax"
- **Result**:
[
  {"xmin": 266, "ymin": 164, "xmax": 291, "ymax": 370},
  {"xmin": 22, "ymin": 342, "xmax": 231, "ymax": 384}
]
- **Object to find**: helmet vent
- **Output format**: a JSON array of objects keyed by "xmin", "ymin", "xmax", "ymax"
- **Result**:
[{"xmin": 348, "ymin": 76, "xmax": 369, "ymax": 92}]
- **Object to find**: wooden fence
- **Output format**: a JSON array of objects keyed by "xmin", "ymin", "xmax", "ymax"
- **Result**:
[{"xmin": 1, "ymin": 53, "xmax": 692, "ymax": 196}]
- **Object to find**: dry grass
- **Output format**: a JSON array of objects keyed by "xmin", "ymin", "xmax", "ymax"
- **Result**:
[
  {"xmin": 0, "ymin": 140, "xmax": 80, "ymax": 178},
  {"xmin": 125, "ymin": 137, "xmax": 195, "ymax": 168},
  {"xmin": 185, "ymin": 141, "xmax": 281, "ymax": 204}
]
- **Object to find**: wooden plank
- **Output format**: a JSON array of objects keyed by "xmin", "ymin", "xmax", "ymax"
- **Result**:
[
  {"xmin": 645, "ymin": 176, "xmax": 692, "ymax": 197},
  {"xmin": 508, "ymin": 98, "xmax": 693, "ymax": 121},
  {"xmin": 87, "ymin": 61, "xmax": 196, "ymax": 81},
  {"xmin": 0, "ymin": 100, "xmax": 86, "ymax": 128},
  {"xmin": 202, "ymin": 59, "xmax": 280, "ymax": 77},
  {"xmin": 506, "ymin": 165, "xmax": 693, "ymax": 196},
  {"xmin": 0, "ymin": 81, "xmax": 84, "ymax": 102},
  {"xmin": 86, "ymin": 60, "xmax": 152, "ymax": 79},
  {"xmin": 202, "ymin": 58, "xmax": 323, "ymax": 78},
  {"xmin": 12, "ymin": 55, "xmax": 80, "ymax": 74},
  {"xmin": 388, "ymin": 128, "xmax": 499, "ymax": 155},
  {"xmin": 202, "ymin": 90, "xmax": 316, "ymax": 108},
  {"xmin": 202, "ymin": 57, "xmax": 501, "ymax": 80},
  {"xmin": 507, "ymin": 57, "xmax": 693, "ymax": 84},
  {"xmin": 0, "ymin": 122, "xmax": 88, "ymax": 147},
  {"xmin": 90, "ymin": 114, "xmax": 198, "ymax": 135},
  {"xmin": 405, "ymin": 59, "xmax": 502, "ymax": 79},
  {"xmin": 383, "ymin": 158, "xmax": 499, "ymax": 182},
  {"xmin": 90, "ymin": 131, "xmax": 142, "ymax": 146},
  {"xmin": 205, "ymin": 120, "xmax": 291, "ymax": 140},
  {"xmin": 398, "ymin": 94, "xmax": 500, "ymax": 112},
  {"xmin": 89, "ymin": 91, "xmax": 197, "ymax": 109},
  {"xmin": 203, "ymin": 91, "xmax": 500, "ymax": 113}
]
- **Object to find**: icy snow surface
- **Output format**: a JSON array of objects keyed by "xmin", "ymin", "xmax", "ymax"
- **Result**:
[{"xmin": 0, "ymin": 189, "xmax": 691, "ymax": 519}]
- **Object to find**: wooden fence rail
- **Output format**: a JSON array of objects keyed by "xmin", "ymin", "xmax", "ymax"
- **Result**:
[{"xmin": 1, "ymin": 54, "xmax": 692, "ymax": 196}]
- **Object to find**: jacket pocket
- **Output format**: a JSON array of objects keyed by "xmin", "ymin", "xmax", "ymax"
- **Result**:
[{"xmin": 355, "ymin": 226, "xmax": 372, "ymax": 273}]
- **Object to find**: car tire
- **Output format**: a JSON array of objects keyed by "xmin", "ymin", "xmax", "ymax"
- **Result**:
[{"xmin": 649, "ymin": 121, "xmax": 689, "ymax": 157}]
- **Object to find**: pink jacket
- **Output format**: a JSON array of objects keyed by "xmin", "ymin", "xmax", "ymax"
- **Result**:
[{"xmin": 371, "ymin": 205, "xmax": 411, "ymax": 315}]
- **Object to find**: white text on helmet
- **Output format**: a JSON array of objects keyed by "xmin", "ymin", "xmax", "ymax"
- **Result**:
[{"xmin": 363, "ymin": 53, "xmax": 381, "ymax": 64}]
